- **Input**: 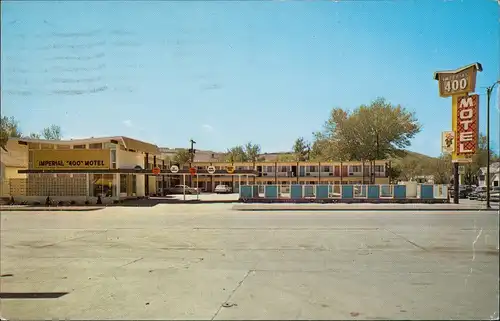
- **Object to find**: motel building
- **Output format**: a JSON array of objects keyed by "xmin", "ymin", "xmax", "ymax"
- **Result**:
[{"xmin": 0, "ymin": 136, "xmax": 390, "ymax": 204}]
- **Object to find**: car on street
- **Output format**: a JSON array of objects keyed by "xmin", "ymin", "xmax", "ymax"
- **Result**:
[
  {"xmin": 214, "ymin": 184, "xmax": 232, "ymax": 194},
  {"xmin": 477, "ymin": 186, "xmax": 500, "ymax": 201},
  {"xmin": 450, "ymin": 185, "xmax": 472, "ymax": 199},
  {"xmin": 491, "ymin": 191, "xmax": 500, "ymax": 202},
  {"xmin": 168, "ymin": 185, "xmax": 201, "ymax": 194},
  {"xmin": 468, "ymin": 186, "xmax": 487, "ymax": 200}
]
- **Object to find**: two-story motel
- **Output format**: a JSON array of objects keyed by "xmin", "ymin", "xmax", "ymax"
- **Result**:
[{"xmin": 1, "ymin": 136, "xmax": 390, "ymax": 203}]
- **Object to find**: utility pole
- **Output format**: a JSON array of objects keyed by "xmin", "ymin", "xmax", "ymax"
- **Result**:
[
  {"xmin": 189, "ymin": 139, "xmax": 196, "ymax": 188},
  {"xmin": 189, "ymin": 139, "xmax": 196, "ymax": 163},
  {"xmin": 485, "ymin": 81, "xmax": 499, "ymax": 209}
]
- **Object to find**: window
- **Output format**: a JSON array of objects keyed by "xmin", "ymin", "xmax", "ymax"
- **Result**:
[
  {"xmin": 89, "ymin": 143, "xmax": 102, "ymax": 149},
  {"xmin": 111, "ymin": 150, "xmax": 117, "ymax": 169},
  {"xmin": 132, "ymin": 175, "xmax": 137, "ymax": 194},
  {"xmin": 308, "ymin": 166, "xmax": 318, "ymax": 172},
  {"xmin": 266, "ymin": 166, "xmax": 274, "ymax": 173},
  {"xmin": 56, "ymin": 144, "xmax": 70, "ymax": 150},
  {"xmin": 40, "ymin": 144, "xmax": 55, "ymax": 149},
  {"xmin": 322, "ymin": 166, "xmax": 331, "ymax": 172},
  {"xmin": 73, "ymin": 144, "xmax": 86, "ymax": 149},
  {"xmin": 351, "ymin": 165, "xmax": 361, "ymax": 172},
  {"xmin": 28, "ymin": 143, "xmax": 40, "ymax": 149},
  {"xmin": 120, "ymin": 174, "xmax": 127, "ymax": 193},
  {"xmin": 375, "ymin": 165, "xmax": 384, "ymax": 172},
  {"xmin": 90, "ymin": 174, "xmax": 114, "ymax": 197}
]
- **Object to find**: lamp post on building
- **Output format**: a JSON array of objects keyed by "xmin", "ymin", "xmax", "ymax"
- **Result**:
[{"xmin": 485, "ymin": 80, "xmax": 499, "ymax": 208}]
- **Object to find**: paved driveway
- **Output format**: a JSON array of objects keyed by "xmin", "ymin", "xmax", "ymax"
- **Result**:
[{"xmin": 1, "ymin": 205, "xmax": 498, "ymax": 320}]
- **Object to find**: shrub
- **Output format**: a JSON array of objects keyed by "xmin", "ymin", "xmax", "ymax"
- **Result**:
[{"xmin": 70, "ymin": 200, "xmax": 77, "ymax": 205}]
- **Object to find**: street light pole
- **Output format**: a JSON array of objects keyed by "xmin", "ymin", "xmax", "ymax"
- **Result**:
[
  {"xmin": 485, "ymin": 81, "xmax": 499, "ymax": 209},
  {"xmin": 189, "ymin": 139, "xmax": 196, "ymax": 188}
]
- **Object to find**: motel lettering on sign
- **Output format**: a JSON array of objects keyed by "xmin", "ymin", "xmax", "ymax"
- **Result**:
[{"xmin": 455, "ymin": 94, "xmax": 479, "ymax": 156}]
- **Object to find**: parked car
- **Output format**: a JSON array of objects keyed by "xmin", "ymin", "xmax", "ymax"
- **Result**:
[
  {"xmin": 450, "ymin": 185, "xmax": 472, "ymax": 199},
  {"xmin": 491, "ymin": 191, "xmax": 500, "ymax": 202},
  {"xmin": 468, "ymin": 186, "xmax": 486, "ymax": 200},
  {"xmin": 168, "ymin": 185, "xmax": 201, "ymax": 194},
  {"xmin": 214, "ymin": 184, "xmax": 232, "ymax": 194},
  {"xmin": 477, "ymin": 187, "xmax": 500, "ymax": 201}
]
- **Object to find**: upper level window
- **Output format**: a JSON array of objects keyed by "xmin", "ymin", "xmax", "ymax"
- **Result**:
[
  {"xmin": 351, "ymin": 165, "xmax": 361, "ymax": 172},
  {"xmin": 73, "ymin": 144, "xmax": 86, "ymax": 149},
  {"xmin": 89, "ymin": 143, "xmax": 102, "ymax": 149}
]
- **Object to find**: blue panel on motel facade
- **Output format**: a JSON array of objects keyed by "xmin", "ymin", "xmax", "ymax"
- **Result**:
[
  {"xmin": 316, "ymin": 185, "xmax": 329, "ymax": 199},
  {"xmin": 342, "ymin": 185, "xmax": 354, "ymax": 198},
  {"xmin": 240, "ymin": 185, "xmax": 253, "ymax": 198},
  {"xmin": 368, "ymin": 185, "xmax": 380, "ymax": 199},
  {"xmin": 291, "ymin": 185, "xmax": 303, "ymax": 199},
  {"xmin": 420, "ymin": 185, "xmax": 434, "ymax": 199},
  {"xmin": 264, "ymin": 185, "xmax": 278, "ymax": 198},
  {"xmin": 394, "ymin": 185, "xmax": 407, "ymax": 199}
]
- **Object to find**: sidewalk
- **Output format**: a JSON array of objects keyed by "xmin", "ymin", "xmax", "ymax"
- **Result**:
[{"xmin": 232, "ymin": 203, "xmax": 499, "ymax": 212}]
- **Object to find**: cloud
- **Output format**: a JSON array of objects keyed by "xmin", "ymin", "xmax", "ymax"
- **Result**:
[
  {"xmin": 202, "ymin": 124, "xmax": 214, "ymax": 132},
  {"xmin": 123, "ymin": 120, "xmax": 133, "ymax": 127}
]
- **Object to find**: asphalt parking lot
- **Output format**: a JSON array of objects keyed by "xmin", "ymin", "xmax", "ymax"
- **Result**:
[{"xmin": 1, "ymin": 204, "xmax": 498, "ymax": 320}]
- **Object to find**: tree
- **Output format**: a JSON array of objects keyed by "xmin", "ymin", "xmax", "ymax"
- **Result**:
[
  {"xmin": 244, "ymin": 142, "xmax": 261, "ymax": 162},
  {"xmin": 398, "ymin": 158, "xmax": 423, "ymax": 181},
  {"xmin": 0, "ymin": 116, "xmax": 23, "ymax": 151},
  {"xmin": 41, "ymin": 125, "xmax": 62, "ymax": 140},
  {"xmin": 431, "ymin": 153, "xmax": 452, "ymax": 184},
  {"xmin": 225, "ymin": 145, "xmax": 247, "ymax": 162},
  {"xmin": 292, "ymin": 137, "xmax": 310, "ymax": 161},
  {"xmin": 27, "ymin": 132, "xmax": 41, "ymax": 139},
  {"xmin": 313, "ymin": 98, "xmax": 421, "ymax": 161},
  {"xmin": 172, "ymin": 149, "xmax": 192, "ymax": 165},
  {"xmin": 225, "ymin": 142, "xmax": 263, "ymax": 162}
]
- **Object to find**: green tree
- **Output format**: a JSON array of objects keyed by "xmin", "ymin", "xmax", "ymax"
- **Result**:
[
  {"xmin": 41, "ymin": 125, "xmax": 62, "ymax": 140},
  {"xmin": 292, "ymin": 137, "xmax": 310, "ymax": 161},
  {"xmin": 172, "ymin": 149, "xmax": 192, "ymax": 165},
  {"xmin": 225, "ymin": 145, "xmax": 247, "ymax": 162},
  {"xmin": 0, "ymin": 116, "xmax": 23, "ymax": 151},
  {"xmin": 313, "ymin": 98, "xmax": 421, "ymax": 161},
  {"xmin": 244, "ymin": 142, "xmax": 261, "ymax": 162}
]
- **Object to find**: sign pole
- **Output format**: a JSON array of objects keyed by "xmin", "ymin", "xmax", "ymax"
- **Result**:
[
  {"xmin": 485, "ymin": 81, "xmax": 499, "ymax": 208},
  {"xmin": 453, "ymin": 162, "xmax": 459, "ymax": 204},
  {"xmin": 183, "ymin": 174, "xmax": 186, "ymax": 201}
]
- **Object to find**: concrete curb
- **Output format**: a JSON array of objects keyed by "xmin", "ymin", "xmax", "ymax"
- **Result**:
[
  {"xmin": 231, "ymin": 205, "xmax": 499, "ymax": 212},
  {"xmin": 0, "ymin": 206, "xmax": 105, "ymax": 212}
]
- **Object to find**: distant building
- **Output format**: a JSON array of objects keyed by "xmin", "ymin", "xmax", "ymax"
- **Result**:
[{"xmin": 478, "ymin": 162, "xmax": 500, "ymax": 187}]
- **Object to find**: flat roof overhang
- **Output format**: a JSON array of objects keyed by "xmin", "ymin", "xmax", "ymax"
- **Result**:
[{"xmin": 18, "ymin": 169, "xmax": 259, "ymax": 175}]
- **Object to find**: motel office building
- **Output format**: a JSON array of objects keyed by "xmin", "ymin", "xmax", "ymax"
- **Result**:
[{"xmin": 3, "ymin": 136, "xmax": 390, "ymax": 203}]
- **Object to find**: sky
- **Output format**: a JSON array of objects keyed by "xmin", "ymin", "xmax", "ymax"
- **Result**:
[{"xmin": 1, "ymin": 0, "xmax": 499, "ymax": 157}]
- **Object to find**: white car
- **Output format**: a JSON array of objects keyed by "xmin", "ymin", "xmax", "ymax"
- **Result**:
[
  {"xmin": 214, "ymin": 184, "xmax": 232, "ymax": 194},
  {"xmin": 168, "ymin": 185, "xmax": 201, "ymax": 194}
]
